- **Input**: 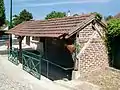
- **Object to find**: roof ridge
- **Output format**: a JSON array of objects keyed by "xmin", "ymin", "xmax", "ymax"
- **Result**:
[
  {"xmin": 6, "ymin": 13, "xmax": 96, "ymax": 38},
  {"xmin": 31, "ymin": 13, "xmax": 92, "ymax": 22},
  {"xmin": 66, "ymin": 14, "xmax": 96, "ymax": 38},
  {"xmin": 47, "ymin": 14, "xmax": 92, "ymax": 20}
]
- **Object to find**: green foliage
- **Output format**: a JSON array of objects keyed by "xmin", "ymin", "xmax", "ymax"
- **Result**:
[
  {"xmin": 107, "ymin": 19, "xmax": 120, "ymax": 37},
  {"xmin": 106, "ymin": 19, "xmax": 120, "ymax": 65},
  {"xmin": 0, "ymin": 0, "xmax": 6, "ymax": 26},
  {"xmin": 45, "ymin": 11, "xmax": 66, "ymax": 20},
  {"xmin": 75, "ymin": 43, "xmax": 81, "ymax": 54},
  {"xmin": 105, "ymin": 15, "xmax": 113, "ymax": 21},
  {"xmin": 91, "ymin": 12, "xmax": 102, "ymax": 21},
  {"xmin": 5, "ymin": 20, "xmax": 9, "ymax": 25},
  {"xmin": 73, "ymin": 14, "xmax": 79, "ymax": 16},
  {"xmin": 13, "ymin": 9, "xmax": 33, "ymax": 26}
]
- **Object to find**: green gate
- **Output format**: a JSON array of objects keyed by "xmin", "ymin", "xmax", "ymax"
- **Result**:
[
  {"xmin": 8, "ymin": 48, "xmax": 19, "ymax": 65},
  {"xmin": 8, "ymin": 48, "xmax": 73, "ymax": 80},
  {"xmin": 22, "ymin": 50, "xmax": 41, "ymax": 80},
  {"xmin": 22, "ymin": 50, "xmax": 73, "ymax": 80}
]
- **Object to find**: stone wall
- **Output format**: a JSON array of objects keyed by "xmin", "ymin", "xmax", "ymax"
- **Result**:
[{"xmin": 76, "ymin": 23, "xmax": 109, "ymax": 77}]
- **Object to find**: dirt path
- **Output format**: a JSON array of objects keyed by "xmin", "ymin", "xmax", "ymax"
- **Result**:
[{"xmin": 79, "ymin": 68, "xmax": 120, "ymax": 90}]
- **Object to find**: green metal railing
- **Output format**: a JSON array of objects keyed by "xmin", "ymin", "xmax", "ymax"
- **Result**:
[
  {"xmin": 41, "ymin": 58, "xmax": 74, "ymax": 80},
  {"xmin": 8, "ymin": 48, "xmax": 73, "ymax": 80},
  {"xmin": 22, "ymin": 50, "xmax": 41, "ymax": 80},
  {"xmin": 22, "ymin": 50, "xmax": 74, "ymax": 80},
  {"xmin": 8, "ymin": 48, "xmax": 19, "ymax": 65}
]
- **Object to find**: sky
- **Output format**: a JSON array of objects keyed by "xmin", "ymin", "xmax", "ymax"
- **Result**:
[{"xmin": 4, "ymin": 0, "xmax": 120, "ymax": 20}]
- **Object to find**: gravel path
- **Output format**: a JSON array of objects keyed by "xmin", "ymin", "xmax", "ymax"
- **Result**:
[
  {"xmin": 0, "ymin": 72, "xmax": 31, "ymax": 90},
  {"xmin": 79, "ymin": 68, "xmax": 120, "ymax": 90},
  {"xmin": 0, "ymin": 55, "xmax": 47, "ymax": 90},
  {"xmin": 0, "ymin": 55, "xmax": 70, "ymax": 90}
]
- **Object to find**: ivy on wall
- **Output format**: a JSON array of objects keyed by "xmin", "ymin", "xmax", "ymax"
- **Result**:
[{"xmin": 75, "ymin": 43, "xmax": 81, "ymax": 55}]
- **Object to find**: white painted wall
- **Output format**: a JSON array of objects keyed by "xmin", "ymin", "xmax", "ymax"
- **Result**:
[
  {"xmin": 22, "ymin": 36, "xmax": 26, "ymax": 45},
  {"xmin": 22, "ymin": 36, "xmax": 44, "ymax": 54},
  {"xmin": 12, "ymin": 34, "xmax": 16, "ymax": 39}
]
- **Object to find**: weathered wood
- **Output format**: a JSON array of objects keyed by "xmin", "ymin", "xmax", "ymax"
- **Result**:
[
  {"xmin": 18, "ymin": 36, "xmax": 24, "ymax": 63},
  {"xmin": 10, "ymin": 34, "xmax": 12, "ymax": 50}
]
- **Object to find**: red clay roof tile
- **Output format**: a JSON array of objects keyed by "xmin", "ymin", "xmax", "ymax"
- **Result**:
[{"xmin": 7, "ymin": 14, "xmax": 95, "ymax": 38}]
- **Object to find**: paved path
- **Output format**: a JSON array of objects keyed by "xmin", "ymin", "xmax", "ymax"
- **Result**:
[{"xmin": 0, "ymin": 55, "xmax": 70, "ymax": 90}]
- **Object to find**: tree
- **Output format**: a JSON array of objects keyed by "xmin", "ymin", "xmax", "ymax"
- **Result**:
[
  {"xmin": 73, "ymin": 14, "xmax": 79, "ymax": 16},
  {"xmin": 107, "ymin": 19, "xmax": 120, "ymax": 37},
  {"xmin": 5, "ymin": 20, "xmax": 9, "ymax": 25},
  {"xmin": 45, "ymin": 11, "xmax": 66, "ymax": 20},
  {"xmin": 0, "ymin": 0, "xmax": 6, "ymax": 26},
  {"xmin": 91, "ymin": 12, "xmax": 102, "ymax": 21},
  {"xmin": 105, "ymin": 15, "xmax": 113, "ymax": 21},
  {"xmin": 106, "ymin": 19, "xmax": 120, "ymax": 67},
  {"xmin": 13, "ymin": 9, "xmax": 33, "ymax": 26}
]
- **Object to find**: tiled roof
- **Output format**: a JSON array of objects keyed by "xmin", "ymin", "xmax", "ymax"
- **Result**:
[
  {"xmin": 114, "ymin": 13, "xmax": 120, "ymax": 18},
  {"xmin": 7, "ymin": 14, "xmax": 96, "ymax": 38}
]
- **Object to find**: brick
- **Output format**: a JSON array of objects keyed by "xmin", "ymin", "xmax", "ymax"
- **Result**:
[{"xmin": 76, "ymin": 24, "xmax": 109, "ymax": 77}]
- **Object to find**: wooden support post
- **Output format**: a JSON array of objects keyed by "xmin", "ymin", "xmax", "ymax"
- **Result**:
[
  {"xmin": 18, "ymin": 36, "xmax": 24, "ymax": 63},
  {"xmin": 44, "ymin": 38, "xmax": 48, "ymax": 59}
]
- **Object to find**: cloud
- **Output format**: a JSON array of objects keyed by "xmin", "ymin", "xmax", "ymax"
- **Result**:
[{"xmin": 22, "ymin": 0, "xmax": 111, "ymax": 7}]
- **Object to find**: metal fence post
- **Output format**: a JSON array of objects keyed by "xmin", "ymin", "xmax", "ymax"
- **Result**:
[
  {"xmin": 39, "ymin": 56, "xmax": 41, "ymax": 80},
  {"xmin": 47, "ymin": 60, "xmax": 49, "ymax": 78}
]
